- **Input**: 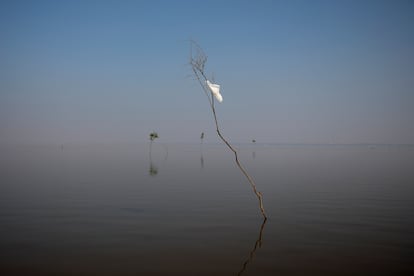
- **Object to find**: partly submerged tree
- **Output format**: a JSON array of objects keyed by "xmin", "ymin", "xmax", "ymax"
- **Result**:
[
  {"xmin": 190, "ymin": 41, "xmax": 267, "ymax": 219},
  {"xmin": 149, "ymin": 131, "xmax": 159, "ymax": 141},
  {"xmin": 200, "ymin": 132, "xmax": 205, "ymax": 143},
  {"xmin": 148, "ymin": 131, "xmax": 159, "ymax": 176}
]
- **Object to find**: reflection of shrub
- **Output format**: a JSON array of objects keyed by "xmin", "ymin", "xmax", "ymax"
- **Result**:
[{"xmin": 149, "ymin": 163, "xmax": 158, "ymax": 176}]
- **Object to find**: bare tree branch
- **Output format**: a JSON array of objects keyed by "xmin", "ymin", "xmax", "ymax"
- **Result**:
[{"xmin": 189, "ymin": 40, "xmax": 267, "ymax": 219}]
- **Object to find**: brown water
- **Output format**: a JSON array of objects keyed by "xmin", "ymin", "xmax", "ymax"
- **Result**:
[{"xmin": 1, "ymin": 143, "xmax": 413, "ymax": 275}]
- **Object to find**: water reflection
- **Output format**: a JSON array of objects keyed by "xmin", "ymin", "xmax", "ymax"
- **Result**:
[
  {"xmin": 198, "ymin": 141, "xmax": 204, "ymax": 170},
  {"xmin": 200, "ymin": 144, "xmax": 204, "ymax": 169},
  {"xmin": 148, "ymin": 142, "xmax": 159, "ymax": 176},
  {"xmin": 149, "ymin": 161, "xmax": 158, "ymax": 176},
  {"xmin": 2, "ymin": 144, "xmax": 413, "ymax": 275},
  {"xmin": 200, "ymin": 154, "xmax": 204, "ymax": 169},
  {"xmin": 237, "ymin": 218, "xmax": 267, "ymax": 275}
]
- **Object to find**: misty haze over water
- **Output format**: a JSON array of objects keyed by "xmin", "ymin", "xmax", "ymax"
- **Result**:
[{"xmin": 1, "ymin": 143, "xmax": 413, "ymax": 275}]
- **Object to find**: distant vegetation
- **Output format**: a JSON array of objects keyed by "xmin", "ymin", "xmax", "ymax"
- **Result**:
[{"xmin": 149, "ymin": 132, "xmax": 159, "ymax": 141}]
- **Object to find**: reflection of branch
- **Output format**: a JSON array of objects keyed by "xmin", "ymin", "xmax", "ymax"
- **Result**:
[
  {"xmin": 149, "ymin": 161, "xmax": 158, "ymax": 176},
  {"xmin": 190, "ymin": 41, "xmax": 267, "ymax": 219},
  {"xmin": 148, "ymin": 141, "xmax": 158, "ymax": 176},
  {"xmin": 237, "ymin": 218, "xmax": 267, "ymax": 276},
  {"xmin": 200, "ymin": 140, "xmax": 204, "ymax": 169}
]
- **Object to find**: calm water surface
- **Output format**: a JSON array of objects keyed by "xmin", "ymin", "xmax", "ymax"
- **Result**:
[{"xmin": 1, "ymin": 143, "xmax": 413, "ymax": 275}]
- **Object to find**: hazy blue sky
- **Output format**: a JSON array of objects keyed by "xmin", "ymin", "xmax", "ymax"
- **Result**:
[{"xmin": 1, "ymin": 0, "xmax": 413, "ymax": 144}]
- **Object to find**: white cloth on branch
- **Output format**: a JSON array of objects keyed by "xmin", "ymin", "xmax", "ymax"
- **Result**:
[{"xmin": 206, "ymin": 80, "xmax": 223, "ymax": 103}]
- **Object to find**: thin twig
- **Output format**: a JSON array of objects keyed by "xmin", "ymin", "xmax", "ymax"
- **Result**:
[{"xmin": 190, "ymin": 41, "xmax": 267, "ymax": 219}]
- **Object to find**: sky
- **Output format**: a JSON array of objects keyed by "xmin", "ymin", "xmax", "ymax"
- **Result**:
[{"xmin": 1, "ymin": 0, "xmax": 413, "ymax": 144}]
